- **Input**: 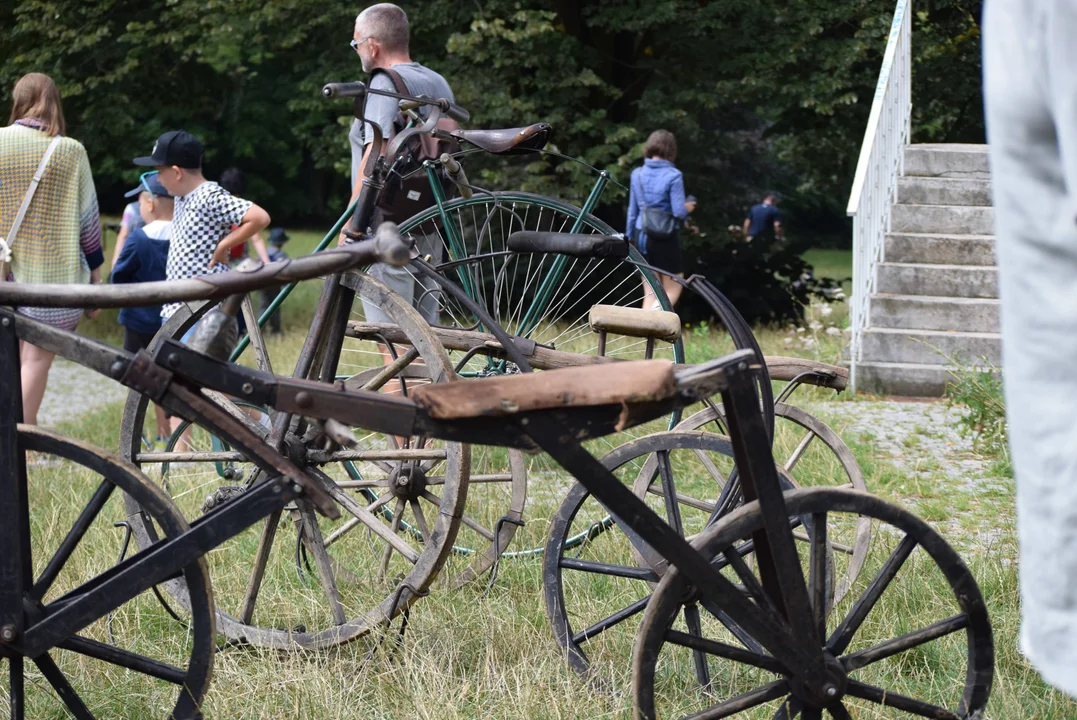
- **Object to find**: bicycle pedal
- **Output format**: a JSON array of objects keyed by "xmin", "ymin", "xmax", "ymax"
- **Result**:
[{"xmin": 201, "ymin": 485, "xmax": 247, "ymax": 513}]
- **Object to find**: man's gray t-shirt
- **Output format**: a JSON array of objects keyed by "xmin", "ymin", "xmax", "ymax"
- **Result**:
[{"xmin": 349, "ymin": 62, "xmax": 454, "ymax": 188}]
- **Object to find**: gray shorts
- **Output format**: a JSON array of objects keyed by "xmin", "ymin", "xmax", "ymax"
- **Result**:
[{"xmin": 359, "ymin": 233, "xmax": 442, "ymax": 325}]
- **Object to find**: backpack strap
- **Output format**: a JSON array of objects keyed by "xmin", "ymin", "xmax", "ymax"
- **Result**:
[
  {"xmin": 371, "ymin": 67, "xmax": 411, "ymax": 136},
  {"xmin": 0, "ymin": 135, "xmax": 63, "ymax": 276}
]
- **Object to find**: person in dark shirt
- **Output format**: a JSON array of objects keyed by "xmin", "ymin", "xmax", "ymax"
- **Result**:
[
  {"xmin": 743, "ymin": 192, "xmax": 784, "ymax": 243},
  {"xmin": 110, "ymin": 171, "xmax": 173, "ymax": 444}
]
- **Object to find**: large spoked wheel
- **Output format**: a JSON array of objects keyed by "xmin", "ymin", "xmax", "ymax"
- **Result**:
[
  {"xmin": 632, "ymin": 488, "xmax": 994, "ymax": 720},
  {"xmin": 544, "ymin": 432, "xmax": 812, "ymax": 682},
  {"xmin": 675, "ymin": 403, "xmax": 869, "ymax": 602},
  {"xmin": 120, "ymin": 274, "xmax": 470, "ymax": 649},
  {"xmin": 388, "ymin": 192, "xmax": 686, "ymax": 568},
  {"xmin": 8, "ymin": 426, "xmax": 214, "ymax": 719}
]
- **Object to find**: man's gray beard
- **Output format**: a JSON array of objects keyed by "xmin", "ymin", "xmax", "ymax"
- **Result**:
[{"xmin": 361, "ymin": 56, "xmax": 373, "ymax": 73}]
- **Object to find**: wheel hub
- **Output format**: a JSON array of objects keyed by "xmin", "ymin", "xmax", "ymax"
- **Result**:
[
  {"xmin": 388, "ymin": 463, "xmax": 428, "ymax": 500},
  {"xmin": 789, "ymin": 653, "xmax": 848, "ymax": 708}
]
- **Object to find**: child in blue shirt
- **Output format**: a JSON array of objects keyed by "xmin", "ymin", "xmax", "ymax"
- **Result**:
[{"xmin": 110, "ymin": 171, "xmax": 173, "ymax": 443}]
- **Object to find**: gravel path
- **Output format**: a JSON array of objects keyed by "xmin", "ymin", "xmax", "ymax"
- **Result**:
[
  {"xmin": 37, "ymin": 357, "xmax": 128, "ymax": 428},
  {"xmin": 823, "ymin": 398, "xmax": 1013, "ymax": 552}
]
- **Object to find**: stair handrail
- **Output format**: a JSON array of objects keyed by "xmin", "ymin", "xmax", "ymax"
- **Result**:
[{"xmin": 846, "ymin": 0, "xmax": 913, "ymax": 392}]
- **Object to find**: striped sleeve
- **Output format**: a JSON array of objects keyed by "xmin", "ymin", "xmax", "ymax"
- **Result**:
[{"xmin": 77, "ymin": 148, "xmax": 103, "ymax": 271}]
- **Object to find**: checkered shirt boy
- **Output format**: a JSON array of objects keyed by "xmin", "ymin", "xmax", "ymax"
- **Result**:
[{"xmin": 161, "ymin": 181, "xmax": 252, "ymax": 319}]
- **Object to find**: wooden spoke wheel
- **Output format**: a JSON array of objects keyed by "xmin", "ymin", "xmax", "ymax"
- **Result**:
[
  {"xmin": 119, "ymin": 274, "xmax": 470, "ymax": 649},
  {"xmin": 543, "ymin": 432, "xmax": 825, "ymax": 683},
  {"xmin": 6, "ymin": 426, "xmax": 214, "ymax": 719},
  {"xmin": 675, "ymin": 402, "xmax": 869, "ymax": 603},
  {"xmin": 632, "ymin": 488, "xmax": 994, "ymax": 720},
  {"xmin": 387, "ymin": 192, "xmax": 685, "ymax": 569}
]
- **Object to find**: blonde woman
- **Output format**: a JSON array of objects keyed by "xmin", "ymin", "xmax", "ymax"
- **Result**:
[{"xmin": 0, "ymin": 73, "xmax": 103, "ymax": 425}]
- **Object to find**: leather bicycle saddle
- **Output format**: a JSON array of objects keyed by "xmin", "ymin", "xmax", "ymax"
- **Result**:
[{"xmin": 449, "ymin": 123, "xmax": 552, "ymax": 155}]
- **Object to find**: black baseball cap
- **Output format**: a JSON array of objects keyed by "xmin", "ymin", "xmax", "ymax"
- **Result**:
[{"xmin": 133, "ymin": 130, "xmax": 204, "ymax": 169}]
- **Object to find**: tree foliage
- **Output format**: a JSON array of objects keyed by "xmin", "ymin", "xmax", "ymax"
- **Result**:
[{"xmin": 1, "ymin": 0, "xmax": 984, "ymax": 321}]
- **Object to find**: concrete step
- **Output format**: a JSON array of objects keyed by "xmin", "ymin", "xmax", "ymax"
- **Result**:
[
  {"xmin": 869, "ymin": 294, "xmax": 999, "ymax": 333},
  {"xmin": 860, "ymin": 327, "xmax": 1000, "ymax": 366},
  {"xmin": 855, "ymin": 361, "xmax": 957, "ymax": 397},
  {"xmin": 904, "ymin": 144, "xmax": 990, "ymax": 179},
  {"xmin": 890, "ymin": 204, "xmax": 994, "ymax": 235},
  {"xmin": 876, "ymin": 263, "xmax": 997, "ymax": 298},
  {"xmin": 884, "ymin": 233, "xmax": 995, "ymax": 266},
  {"xmin": 896, "ymin": 176, "xmax": 992, "ymax": 206}
]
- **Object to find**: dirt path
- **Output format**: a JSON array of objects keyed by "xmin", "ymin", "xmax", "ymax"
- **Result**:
[
  {"xmin": 822, "ymin": 397, "xmax": 1014, "ymax": 553},
  {"xmin": 36, "ymin": 357, "xmax": 129, "ymax": 428}
]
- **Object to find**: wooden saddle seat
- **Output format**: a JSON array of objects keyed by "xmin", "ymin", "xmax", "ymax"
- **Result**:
[
  {"xmin": 588, "ymin": 304, "xmax": 681, "ymax": 343},
  {"xmin": 763, "ymin": 355, "xmax": 848, "ymax": 391},
  {"xmin": 410, "ymin": 360, "xmax": 677, "ymax": 420}
]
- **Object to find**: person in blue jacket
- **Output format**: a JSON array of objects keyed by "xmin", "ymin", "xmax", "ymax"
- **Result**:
[
  {"xmin": 626, "ymin": 129, "xmax": 691, "ymax": 309},
  {"xmin": 110, "ymin": 171, "xmax": 173, "ymax": 445}
]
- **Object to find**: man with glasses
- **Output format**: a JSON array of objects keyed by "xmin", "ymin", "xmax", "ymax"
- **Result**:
[{"xmin": 347, "ymin": 3, "xmax": 454, "ymax": 326}]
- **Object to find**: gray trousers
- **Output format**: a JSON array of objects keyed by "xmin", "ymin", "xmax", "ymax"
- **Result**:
[
  {"xmin": 984, "ymin": 0, "xmax": 1077, "ymax": 696},
  {"xmin": 359, "ymin": 232, "xmax": 442, "ymax": 325}
]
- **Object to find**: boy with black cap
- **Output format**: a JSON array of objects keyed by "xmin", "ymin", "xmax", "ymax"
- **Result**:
[
  {"xmin": 133, "ymin": 130, "xmax": 270, "ymax": 322},
  {"xmin": 110, "ymin": 171, "xmax": 174, "ymax": 444}
]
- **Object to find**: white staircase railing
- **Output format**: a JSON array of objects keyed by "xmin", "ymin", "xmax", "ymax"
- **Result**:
[{"xmin": 846, "ymin": 0, "xmax": 912, "ymax": 392}]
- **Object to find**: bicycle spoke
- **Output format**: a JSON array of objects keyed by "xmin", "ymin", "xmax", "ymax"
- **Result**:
[
  {"xmin": 571, "ymin": 594, "xmax": 651, "ymax": 646},
  {"xmin": 784, "ymin": 430, "xmax": 816, "ymax": 474},
  {"xmin": 841, "ymin": 614, "xmax": 969, "ymax": 672},
  {"xmin": 409, "ymin": 499, "xmax": 430, "ymax": 542},
  {"xmin": 792, "ymin": 531, "xmax": 854, "ymax": 556},
  {"xmin": 457, "ymin": 511, "xmax": 495, "ymax": 542},
  {"xmin": 657, "ymin": 450, "xmax": 685, "ymax": 535},
  {"xmin": 828, "ymin": 702, "xmax": 852, "ymax": 719},
  {"xmin": 10, "ymin": 656, "xmax": 25, "ymax": 720},
  {"xmin": 316, "ymin": 471, "xmax": 420, "ymax": 563},
  {"xmin": 360, "ymin": 347, "xmax": 421, "ymax": 392},
  {"xmin": 559, "ymin": 557, "xmax": 659, "ymax": 582},
  {"xmin": 323, "ymin": 516, "xmax": 362, "ymax": 549},
  {"xmin": 31, "ymin": 480, "xmax": 115, "ymax": 602},
  {"xmin": 645, "ymin": 485, "xmax": 716, "ymax": 513},
  {"xmin": 298, "ymin": 501, "xmax": 346, "ymax": 625},
  {"xmin": 377, "ymin": 497, "xmax": 407, "ymax": 581},
  {"xmin": 685, "ymin": 678, "xmax": 788, "ymax": 719},
  {"xmin": 58, "ymin": 635, "xmax": 185, "ymax": 684},
  {"xmin": 34, "ymin": 652, "xmax": 94, "ymax": 719},
  {"xmin": 845, "ymin": 679, "xmax": 959, "ymax": 719},
  {"xmin": 828, "ymin": 534, "xmax": 917, "ymax": 655},
  {"xmin": 809, "ymin": 512, "xmax": 827, "ymax": 642},
  {"xmin": 699, "ymin": 598, "xmax": 767, "ymax": 654},
  {"xmin": 238, "ymin": 508, "xmax": 282, "ymax": 624},
  {"xmin": 771, "ymin": 697, "xmax": 800, "ymax": 720},
  {"xmin": 663, "ymin": 628, "xmax": 783, "ymax": 674},
  {"xmin": 694, "ymin": 448, "xmax": 728, "ymax": 487},
  {"xmin": 241, "ymin": 294, "xmax": 274, "ymax": 375}
]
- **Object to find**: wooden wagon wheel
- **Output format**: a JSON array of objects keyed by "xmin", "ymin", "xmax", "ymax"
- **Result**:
[
  {"xmin": 674, "ymin": 402, "xmax": 870, "ymax": 602},
  {"xmin": 543, "ymin": 432, "xmax": 831, "ymax": 682},
  {"xmin": 632, "ymin": 488, "xmax": 994, "ymax": 719},
  {"xmin": 7, "ymin": 426, "xmax": 214, "ymax": 719},
  {"xmin": 373, "ymin": 192, "xmax": 686, "ymax": 573},
  {"xmin": 119, "ymin": 274, "xmax": 471, "ymax": 649}
]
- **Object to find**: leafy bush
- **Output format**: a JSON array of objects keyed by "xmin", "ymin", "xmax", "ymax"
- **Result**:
[
  {"xmin": 944, "ymin": 355, "xmax": 1011, "ymax": 476},
  {"xmin": 677, "ymin": 229, "xmax": 843, "ymax": 326}
]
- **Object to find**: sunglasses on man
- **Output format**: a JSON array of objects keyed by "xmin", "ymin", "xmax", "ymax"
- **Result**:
[{"xmin": 349, "ymin": 37, "xmax": 373, "ymax": 52}]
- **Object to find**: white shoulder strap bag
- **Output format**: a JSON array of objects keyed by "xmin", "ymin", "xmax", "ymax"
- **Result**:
[{"xmin": 0, "ymin": 135, "xmax": 64, "ymax": 283}]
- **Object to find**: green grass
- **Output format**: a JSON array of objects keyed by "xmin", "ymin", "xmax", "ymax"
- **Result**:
[{"xmin": 10, "ymin": 239, "xmax": 1076, "ymax": 718}]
